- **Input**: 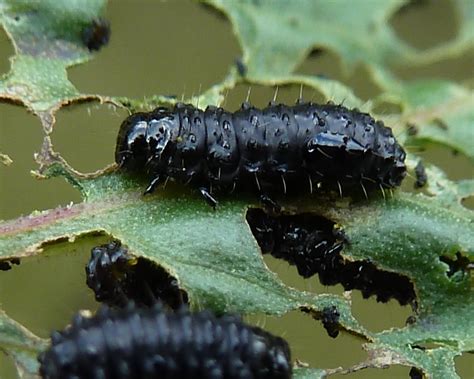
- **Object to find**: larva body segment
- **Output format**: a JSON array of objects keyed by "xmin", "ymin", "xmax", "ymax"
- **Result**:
[
  {"xmin": 38, "ymin": 305, "xmax": 292, "ymax": 379},
  {"xmin": 116, "ymin": 102, "xmax": 406, "ymax": 205}
]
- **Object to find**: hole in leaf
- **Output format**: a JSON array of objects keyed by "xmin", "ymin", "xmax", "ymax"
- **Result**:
[
  {"xmin": 52, "ymin": 102, "xmax": 128, "ymax": 173},
  {"xmin": 245, "ymin": 311, "xmax": 366, "ymax": 369},
  {"xmin": 0, "ymin": 352, "xmax": 19, "ymax": 379},
  {"xmin": 86, "ymin": 240, "xmax": 188, "ymax": 310},
  {"xmin": 297, "ymin": 49, "xmax": 343, "ymax": 82},
  {"xmin": 439, "ymin": 251, "xmax": 472, "ymax": 279},
  {"xmin": 0, "ymin": 235, "xmax": 106, "ymax": 338},
  {"xmin": 462, "ymin": 196, "xmax": 474, "ymax": 210},
  {"xmin": 412, "ymin": 145, "xmax": 472, "ymax": 181},
  {"xmin": 0, "ymin": 105, "xmax": 80, "ymax": 220},
  {"xmin": 0, "ymin": 27, "xmax": 14, "ymax": 75},
  {"xmin": 371, "ymin": 101, "xmax": 403, "ymax": 116},
  {"xmin": 267, "ymin": 252, "xmax": 413, "ymax": 334},
  {"xmin": 350, "ymin": 292, "xmax": 414, "ymax": 333},
  {"xmin": 395, "ymin": 49, "xmax": 474, "ymax": 82},
  {"xmin": 297, "ymin": 52, "xmax": 383, "ymax": 101},
  {"xmin": 68, "ymin": 0, "xmax": 240, "ymax": 99},
  {"xmin": 264, "ymin": 253, "xmax": 345, "ymax": 296},
  {"xmin": 455, "ymin": 352, "xmax": 474, "ymax": 379},
  {"xmin": 390, "ymin": 0, "xmax": 457, "ymax": 50},
  {"xmin": 247, "ymin": 208, "xmax": 417, "ymax": 307},
  {"xmin": 343, "ymin": 64, "xmax": 384, "ymax": 101}
]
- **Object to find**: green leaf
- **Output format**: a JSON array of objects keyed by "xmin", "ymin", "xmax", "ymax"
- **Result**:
[
  {"xmin": 396, "ymin": 80, "xmax": 474, "ymax": 161},
  {"xmin": 205, "ymin": 0, "xmax": 414, "ymax": 81},
  {"xmin": 0, "ymin": 167, "xmax": 362, "ymax": 327},
  {"xmin": 0, "ymin": 1, "xmax": 473, "ymax": 378},
  {"xmin": 293, "ymin": 367, "xmax": 326, "ymax": 379},
  {"xmin": 0, "ymin": 0, "xmax": 107, "ymax": 119},
  {"xmin": 0, "ymin": 310, "xmax": 47, "ymax": 377},
  {"xmin": 406, "ymin": 156, "xmax": 474, "ymax": 206},
  {"xmin": 1, "ymin": 159, "xmax": 472, "ymax": 377}
]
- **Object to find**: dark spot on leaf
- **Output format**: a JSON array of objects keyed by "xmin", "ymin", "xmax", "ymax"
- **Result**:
[
  {"xmin": 406, "ymin": 123, "xmax": 418, "ymax": 136},
  {"xmin": 439, "ymin": 251, "xmax": 472, "ymax": 278},
  {"xmin": 405, "ymin": 315, "xmax": 417, "ymax": 325},
  {"xmin": 414, "ymin": 160, "xmax": 427, "ymax": 189},
  {"xmin": 433, "ymin": 118, "xmax": 448, "ymax": 130},
  {"xmin": 287, "ymin": 16, "xmax": 299, "ymax": 27},
  {"xmin": 309, "ymin": 48, "xmax": 324, "ymax": 58},
  {"xmin": 246, "ymin": 208, "xmax": 417, "ymax": 307},
  {"xmin": 235, "ymin": 57, "xmax": 247, "ymax": 76},
  {"xmin": 82, "ymin": 18, "xmax": 111, "ymax": 51}
]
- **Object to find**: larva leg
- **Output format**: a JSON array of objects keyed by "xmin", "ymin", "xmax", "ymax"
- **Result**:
[
  {"xmin": 144, "ymin": 175, "xmax": 163, "ymax": 195},
  {"xmin": 259, "ymin": 194, "xmax": 281, "ymax": 213},
  {"xmin": 199, "ymin": 187, "xmax": 218, "ymax": 209}
]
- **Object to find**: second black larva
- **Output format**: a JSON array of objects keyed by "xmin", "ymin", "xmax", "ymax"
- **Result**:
[
  {"xmin": 116, "ymin": 100, "xmax": 406, "ymax": 207},
  {"xmin": 39, "ymin": 304, "xmax": 292, "ymax": 379}
]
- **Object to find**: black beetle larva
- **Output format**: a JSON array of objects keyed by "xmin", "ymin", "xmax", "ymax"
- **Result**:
[
  {"xmin": 86, "ymin": 241, "xmax": 188, "ymax": 309},
  {"xmin": 246, "ymin": 208, "xmax": 416, "ymax": 306},
  {"xmin": 116, "ymin": 101, "xmax": 406, "ymax": 207},
  {"xmin": 38, "ymin": 304, "xmax": 292, "ymax": 379}
]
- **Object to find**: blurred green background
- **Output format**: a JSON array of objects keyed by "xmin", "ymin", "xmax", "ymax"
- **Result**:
[{"xmin": 0, "ymin": 0, "xmax": 472, "ymax": 378}]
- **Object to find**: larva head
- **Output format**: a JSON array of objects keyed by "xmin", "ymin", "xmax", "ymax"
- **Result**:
[
  {"xmin": 115, "ymin": 113, "xmax": 149, "ymax": 170},
  {"xmin": 387, "ymin": 144, "xmax": 407, "ymax": 187},
  {"xmin": 145, "ymin": 115, "xmax": 174, "ymax": 163}
]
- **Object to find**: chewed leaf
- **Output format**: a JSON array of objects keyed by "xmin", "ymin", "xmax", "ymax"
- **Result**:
[
  {"xmin": 406, "ymin": 155, "xmax": 474, "ymax": 208},
  {"xmin": 205, "ymin": 0, "xmax": 414, "ymax": 80},
  {"xmin": 0, "ymin": 310, "xmax": 47, "ymax": 377},
  {"xmin": 1, "ymin": 0, "xmax": 107, "ymax": 60},
  {"xmin": 1, "ymin": 159, "xmax": 473, "ymax": 377},
  {"xmin": 399, "ymin": 81, "xmax": 474, "ymax": 161},
  {"xmin": 414, "ymin": 0, "xmax": 474, "ymax": 65},
  {"xmin": 0, "ymin": 0, "xmax": 108, "ymax": 117},
  {"xmin": 0, "ymin": 1, "xmax": 472, "ymax": 378},
  {"xmin": 0, "ymin": 170, "xmax": 361, "ymax": 324}
]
